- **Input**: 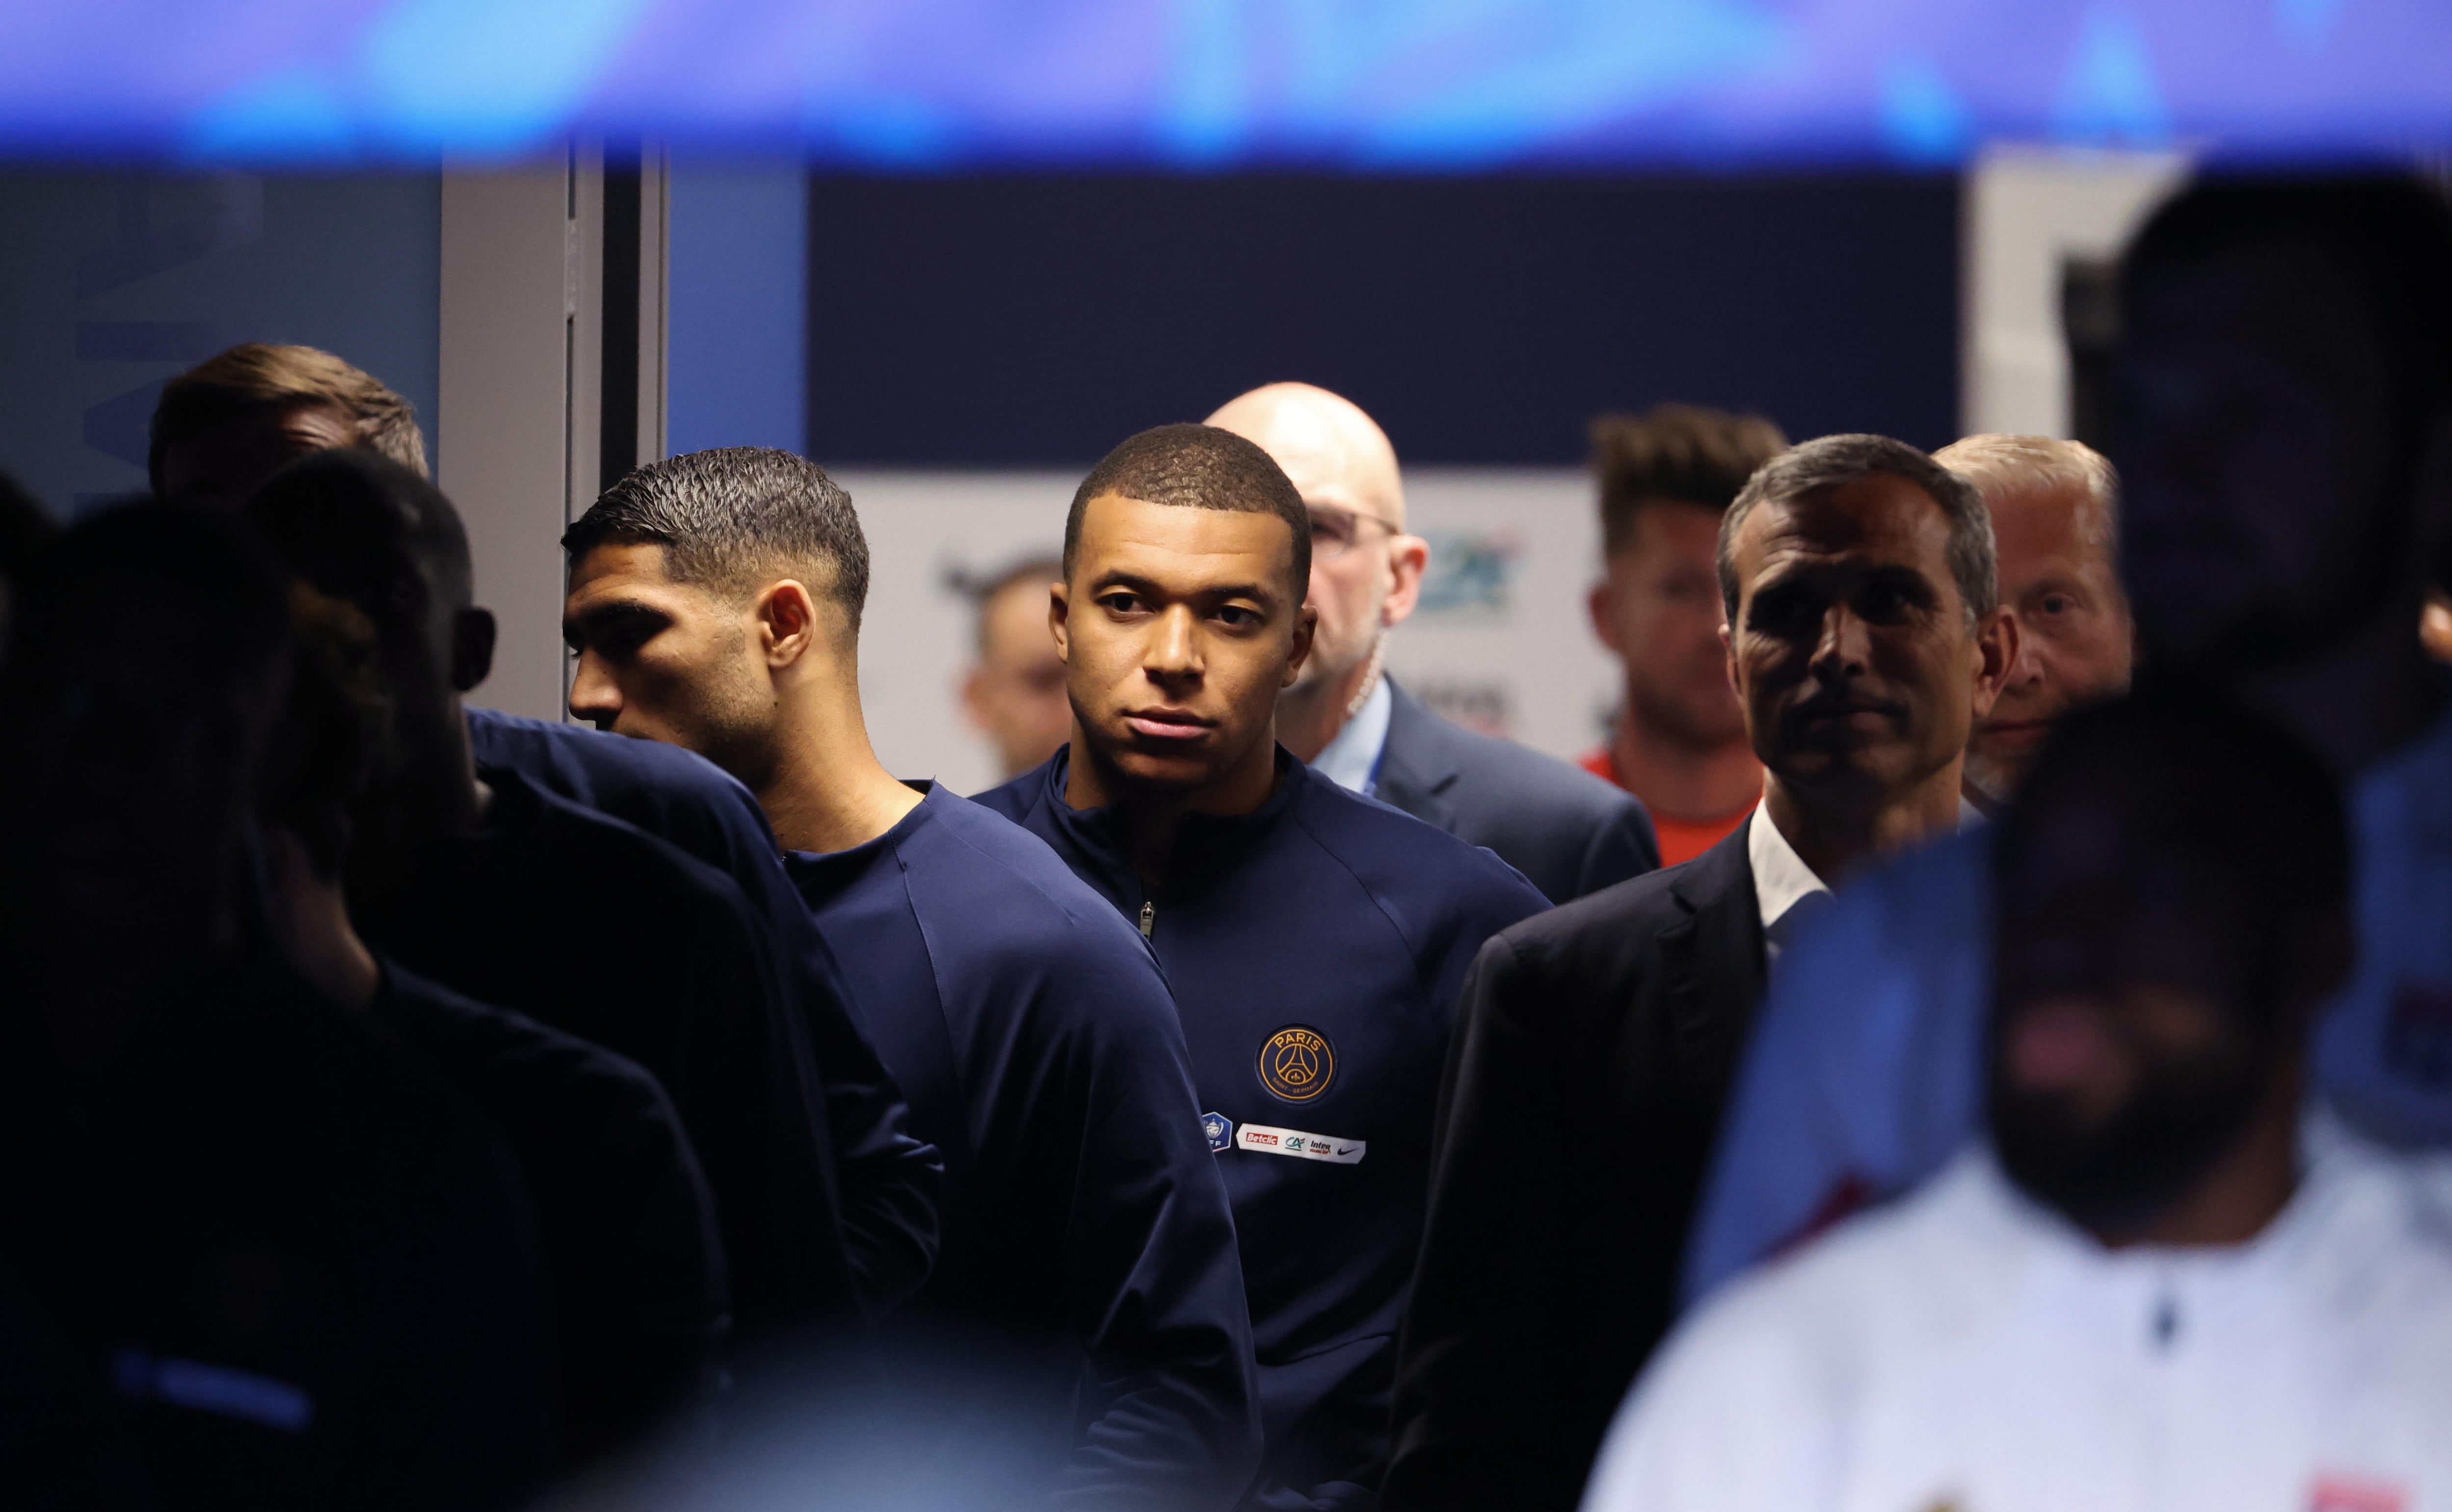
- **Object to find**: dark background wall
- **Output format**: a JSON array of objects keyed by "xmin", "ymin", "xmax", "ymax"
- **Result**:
[{"xmin": 805, "ymin": 173, "xmax": 1961, "ymax": 468}]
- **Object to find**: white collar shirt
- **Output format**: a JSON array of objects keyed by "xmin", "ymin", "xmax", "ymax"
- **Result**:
[
  {"xmin": 1748, "ymin": 803, "xmax": 1830, "ymax": 963},
  {"xmin": 1583, "ymin": 1111, "xmax": 2452, "ymax": 1512},
  {"xmin": 1310, "ymin": 674, "xmax": 1393, "ymax": 797}
]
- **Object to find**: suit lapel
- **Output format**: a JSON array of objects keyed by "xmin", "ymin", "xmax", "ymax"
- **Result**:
[
  {"xmin": 1374, "ymin": 680, "xmax": 1460, "ymax": 831},
  {"xmin": 1656, "ymin": 829, "xmax": 1767, "ymax": 1101}
]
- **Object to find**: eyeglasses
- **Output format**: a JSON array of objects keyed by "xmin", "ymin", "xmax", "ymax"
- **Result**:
[{"xmin": 1306, "ymin": 504, "xmax": 1399, "ymax": 560}]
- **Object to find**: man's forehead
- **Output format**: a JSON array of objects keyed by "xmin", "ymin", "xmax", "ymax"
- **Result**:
[
  {"xmin": 1740, "ymin": 475, "xmax": 1951, "ymax": 567},
  {"xmin": 1078, "ymin": 493, "xmax": 1294, "ymax": 584},
  {"xmin": 1988, "ymin": 482, "xmax": 2112, "ymax": 568},
  {"xmin": 567, "ymin": 538, "xmax": 687, "ymax": 602}
]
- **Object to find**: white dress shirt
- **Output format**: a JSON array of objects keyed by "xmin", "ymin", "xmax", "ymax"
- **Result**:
[
  {"xmin": 1310, "ymin": 674, "xmax": 1393, "ymax": 797},
  {"xmin": 1748, "ymin": 803, "xmax": 1830, "ymax": 963},
  {"xmin": 1583, "ymin": 1112, "xmax": 2452, "ymax": 1512}
]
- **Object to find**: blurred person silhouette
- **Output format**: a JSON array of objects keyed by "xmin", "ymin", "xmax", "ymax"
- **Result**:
[
  {"xmin": 1581, "ymin": 405, "xmax": 1788, "ymax": 864},
  {"xmin": 1208, "ymin": 382, "xmax": 1658, "ymax": 903},
  {"xmin": 148, "ymin": 341, "xmax": 942, "ymax": 1321},
  {"xmin": 959, "ymin": 554, "xmax": 1073, "ymax": 783},
  {"xmin": 1936, "ymin": 435, "xmax": 2135, "ymax": 814},
  {"xmin": 0, "ymin": 468, "xmax": 55, "ymax": 659},
  {"xmin": 562, "ymin": 448, "xmax": 1261, "ymax": 1510},
  {"xmin": 975, "ymin": 424, "xmax": 1549, "ymax": 1511},
  {"xmin": 244, "ymin": 450, "xmax": 871, "ymax": 1350},
  {"xmin": 150, "ymin": 343, "xmax": 429, "ymax": 511},
  {"xmin": 271, "ymin": 582, "xmax": 729, "ymax": 1467},
  {"xmin": 1584, "ymin": 690, "xmax": 2452, "ymax": 1512},
  {"xmin": 1388, "ymin": 433, "xmax": 2015, "ymax": 1512},
  {"xmin": 0, "ymin": 503, "xmax": 556, "ymax": 1510},
  {"xmin": 1684, "ymin": 175, "xmax": 2452, "ymax": 1307}
]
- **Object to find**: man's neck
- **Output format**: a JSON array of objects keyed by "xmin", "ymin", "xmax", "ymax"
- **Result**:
[
  {"xmin": 1609, "ymin": 705, "xmax": 1762, "ymax": 823},
  {"xmin": 1762, "ymin": 760, "xmax": 1963, "ymax": 884},
  {"xmin": 758, "ymin": 681, "xmax": 924, "ymax": 856},
  {"xmin": 272, "ymin": 830, "xmax": 380, "ymax": 1009},
  {"xmin": 1064, "ymin": 727, "xmax": 1282, "ymax": 888},
  {"xmin": 2227, "ymin": 608, "xmax": 2450, "ymax": 778},
  {"xmin": 1277, "ymin": 642, "xmax": 1379, "ymax": 764}
]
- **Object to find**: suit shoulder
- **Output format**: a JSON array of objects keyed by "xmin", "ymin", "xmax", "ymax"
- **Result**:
[
  {"xmin": 1485, "ymin": 859, "xmax": 1696, "ymax": 971},
  {"xmin": 1291, "ymin": 772, "xmax": 1549, "ymax": 917},
  {"xmin": 1426, "ymin": 712, "xmax": 1649, "ymax": 825}
]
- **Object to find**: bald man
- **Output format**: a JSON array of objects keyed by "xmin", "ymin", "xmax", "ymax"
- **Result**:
[{"xmin": 1206, "ymin": 383, "xmax": 1658, "ymax": 903}]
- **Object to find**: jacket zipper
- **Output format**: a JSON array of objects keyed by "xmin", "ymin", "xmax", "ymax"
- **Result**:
[{"xmin": 1138, "ymin": 900, "xmax": 1156, "ymax": 939}]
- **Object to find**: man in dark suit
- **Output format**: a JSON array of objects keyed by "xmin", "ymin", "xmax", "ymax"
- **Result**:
[
  {"xmin": 1384, "ymin": 433, "xmax": 2018, "ymax": 1512},
  {"xmin": 1207, "ymin": 382, "xmax": 1658, "ymax": 902}
]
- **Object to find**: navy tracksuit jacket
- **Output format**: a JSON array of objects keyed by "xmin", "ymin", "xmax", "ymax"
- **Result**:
[{"xmin": 978, "ymin": 747, "xmax": 1549, "ymax": 1511}]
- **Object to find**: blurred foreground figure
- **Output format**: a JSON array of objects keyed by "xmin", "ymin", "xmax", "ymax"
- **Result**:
[
  {"xmin": 960, "ymin": 554, "xmax": 1073, "ymax": 782},
  {"xmin": 1209, "ymin": 382, "xmax": 1657, "ymax": 903},
  {"xmin": 245, "ymin": 452, "xmax": 869, "ymax": 1347},
  {"xmin": 0, "ymin": 505, "xmax": 554, "ymax": 1509},
  {"xmin": 1386, "ymin": 434, "xmax": 2013, "ymax": 1512},
  {"xmin": 1584, "ymin": 692, "xmax": 2452, "ymax": 1512},
  {"xmin": 978, "ymin": 425, "xmax": 1548, "ymax": 1510},
  {"xmin": 153, "ymin": 342, "xmax": 943, "ymax": 1321},
  {"xmin": 1686, "ymin": 175, "xmax": 2452, "ymax": 1304},
  {"xmin": 1935, "ymin": 435, "xmax": 2134, "ymax": 812},
  {"xmin": 1581, "ymin": 404, "xmax": 1787, "ymax": 864},
  {"xmin": 563, "ymin": 448, "xmax": 1260, "ymax": 1508}
]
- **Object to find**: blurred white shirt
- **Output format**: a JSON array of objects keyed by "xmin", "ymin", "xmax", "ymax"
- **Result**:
[{"xmin": 1584, "ymin": 1114, "xmax": 2452, "ymax": 1512}]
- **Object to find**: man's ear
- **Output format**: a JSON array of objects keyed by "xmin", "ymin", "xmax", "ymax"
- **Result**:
[
  {"xmin": 1588, "ymin": 579, "xmax": 1621, "ymax": 655},
  {"xmin": 1382, "ymin": 534, "xmax": 1430, "ymax": 630},
  {"xmin": 757, "ymin": 580, "xmax": 819, "ymax": 667},
  {"xmin": 450, "ymin": 607, "xmax": 496, "ymax": 693},
  {"xmin": 1049, "ymin": 580, "xmax": 1072, "ymax": 663},
  {"xmin": 1284, "ymin": 602, "xmax": 1320, "ymax": 688},
  {"xmin": 1719, "ymin": 619, "xmax": 1738, "ymax": 695},
  {"xmin": 1970, "ymin": 605, "xmax": 2019, "ymax": 719}
]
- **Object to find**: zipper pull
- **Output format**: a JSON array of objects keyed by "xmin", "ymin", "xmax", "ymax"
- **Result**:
[{"xmin": 1138, "ymin": 901, "xmax": 1156, "ymax": 939}]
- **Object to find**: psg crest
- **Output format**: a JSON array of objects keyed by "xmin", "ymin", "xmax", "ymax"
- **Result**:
[{"xmin": 1258, "ymin": 1025, "xmax": 1335, "ymax": 1103}]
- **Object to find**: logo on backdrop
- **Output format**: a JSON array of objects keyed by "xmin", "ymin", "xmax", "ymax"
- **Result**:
[{"xmin": 1259, "ymin": 1026, "xmax": 1336, "ymax": 1103}]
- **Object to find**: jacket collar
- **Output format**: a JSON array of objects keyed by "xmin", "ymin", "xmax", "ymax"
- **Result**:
[
  {"xmin": 1657, "ymin": 825, "xmax": 1769, "ymax": 1059},
  {"xmin": 1031, "ymin": 741, "xmax": 1308, "ymax": 896},
  {"xmin": 1372, "ymin": 678, "xmax": 1459, "ymax": 827}
]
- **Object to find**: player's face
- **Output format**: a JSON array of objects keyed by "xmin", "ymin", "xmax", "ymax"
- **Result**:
[
  {"xmin": 157, "ymin": 403, "xmax": 359, "ymax": 512},
  {"xmin": 1592, "ymin": 501, "xmax": 1745, "ymax": 749},
  {"xmin": 562, "ymin": 541, "xmax": 780, "ymax": 787},
  {"xmin": 1056, "ymin": 493, "xmax": 1315, "ymax": 797},
  {"xmin": 1988, "ymin": 833, "xmax": 2272, "ymax": 1235},
  {"xmin": 1724, "ymin": 476, "xmax": 2013, "ymax": 806},
  {"xmin": 1966, "ymin": 483, "xmax": 2135, "ymax": 803}
]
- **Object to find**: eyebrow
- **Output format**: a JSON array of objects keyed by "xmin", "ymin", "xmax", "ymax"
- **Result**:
[
  {"xmin": 562, "ymin": 595, "xmax": 669, "ymax": 646},
  {"xmin": 1091, "ymin": 569, "xmax": 1277, "ymax": 606}
]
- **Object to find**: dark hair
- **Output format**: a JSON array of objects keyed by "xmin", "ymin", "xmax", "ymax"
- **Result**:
[
  {"xmin": 247, "ymin": 449, "xmax": 476, "ymax": 617},
  {"xmin": 149, "ymin": 342, "xmax": 430, "ymax": 491},
  {"xmin": 1717, "ymin": 433, "xmax": 1996, "ymax": 624},
  {"xmin": 565, "ymin": 447, "xmax": 871, "ymax": 631},
  {"xmin": 1063, "ymin": 424, "xmax": 1311, "ymax": 597},
  {"xmin": 1995, "ymin": 683, "xmax": 2352, "ymax": 1011},
  {"xmin": 1590, "ymin": 404, "xmax": 1788, "ymax": 556}
]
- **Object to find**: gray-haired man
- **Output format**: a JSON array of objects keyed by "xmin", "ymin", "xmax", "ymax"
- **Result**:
[{"xmin": 1386, "ymin": 434, "xmax": 2015, "ymax": 1512}]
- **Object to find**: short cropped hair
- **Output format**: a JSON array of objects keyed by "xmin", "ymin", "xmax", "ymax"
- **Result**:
[
  {"xmin": 1718, "ymin": 433, "xmax": 1997, "ymax": 625},
  {"xmin": 1935, "ymin": 434, "xmax": 2120, "ymax": 548},
  {"xmin": 1590, "ymin": 404, "xmax": 1788, "ymax": 556},
  {"xmin": 1064, "ymin": 424, "xmax": 1311, "ymax": 598},
  {"xmin": 150, "ymin": 343, "xmax": 429, "ymax": 489},
  {"xmin": 565, "ymin": 447, "xmax": 871, "ymax": 630}
]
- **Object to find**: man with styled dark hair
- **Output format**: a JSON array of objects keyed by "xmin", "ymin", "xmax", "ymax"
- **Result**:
[
  {"xmin": 1583, "ymin": 403, "xmax": 1787, "ymax": 864},
  {"xmin": 976, "ymin": 423, "xmax": 1550, "ymax": 1511},
  {"xmin": 563, "ymin": 445, "xmax": 1261, "ymax": 1510},
  {"xmin": 244, "ymin": 450, "xmax": 870, "ymax": 1351},
  {"xmin": 1386, "ymin": 431, "xmax": 2015, "ymax": 1512},
  {"xmin": 1585, "ymin": 691, "xmax": 2452, "ymax": 1511},
  {"xmin": 1208, "ymin": 385, "xmax": 1657, "ymax": 903}
]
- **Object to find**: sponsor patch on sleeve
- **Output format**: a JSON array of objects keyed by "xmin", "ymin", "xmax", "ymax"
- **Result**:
[
  {"xmin": 1234, "ymin": 1123, "xmax": 1365, "ymax": 1164},
  {"xmin": 1200, "ymin": 1111, "xmax": 1234, "ymax": 1153}
]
